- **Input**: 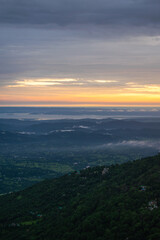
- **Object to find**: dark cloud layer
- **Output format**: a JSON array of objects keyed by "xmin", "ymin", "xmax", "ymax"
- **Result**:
[
  {"xmin": 0, "ymin": 0, "xmax": 160, "ymax": 100},
  {"xmin": 0, "ymin": 0, "xmax": 160, "ymax": 28}
]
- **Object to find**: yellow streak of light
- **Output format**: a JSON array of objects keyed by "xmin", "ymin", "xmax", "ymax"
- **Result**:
[{"xmin": 1, "ymin": 81, "xmax": 160, "ymax": 106}]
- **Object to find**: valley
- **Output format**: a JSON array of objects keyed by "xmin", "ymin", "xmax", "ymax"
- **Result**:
[{"xmin": 0, "ymin": 118, "xmax": 159, "ymax": 194}]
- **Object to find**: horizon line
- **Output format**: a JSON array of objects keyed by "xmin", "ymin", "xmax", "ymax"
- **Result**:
[{"xmin": 0, "ymin": 105, "xmax": 160, "ymax": 108}]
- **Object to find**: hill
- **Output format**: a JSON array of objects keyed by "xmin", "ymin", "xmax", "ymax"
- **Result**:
[{"xmin": 0, "ymin": 154, "xmax": 160, "ymax": 240}]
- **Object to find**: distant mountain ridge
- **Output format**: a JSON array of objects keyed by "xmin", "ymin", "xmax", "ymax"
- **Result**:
[{"xmin": 0, "ymin": 118, "xmax": 160, "ymax": 145}]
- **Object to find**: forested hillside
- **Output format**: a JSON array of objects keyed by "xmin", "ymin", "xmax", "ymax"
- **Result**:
[{"xmin": 0, "ymin": 154, "xmax": 160, "ymax": 240}]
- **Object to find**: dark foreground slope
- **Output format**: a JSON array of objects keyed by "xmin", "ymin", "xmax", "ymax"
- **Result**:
[{"xmin": 0, "ymin": 154, "xmax": 160, "ymax": 240}]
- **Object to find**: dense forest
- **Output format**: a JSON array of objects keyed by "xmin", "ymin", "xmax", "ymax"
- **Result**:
[{"xmin": 0, "ymin": 154, "xmax": 160, "ymax": 240}]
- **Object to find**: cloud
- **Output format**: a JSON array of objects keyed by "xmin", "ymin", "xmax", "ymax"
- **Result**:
[
  {"xmin": 0, "ymin": 24, "xmax": 159, "ymax": 88},
  {"xmin": 125, "ymin": 83, "xmax": 160, "ymax": 94},
  {"xmin": 0, "ymin": 0, "xmax": 160, "ymax": 34},
  {"xmin": 0, "ymin": 0, "xmax": 160, "ymax": 107},
  {"xmin": 105, "ymin": 140, "xmax": 160, "ymax": 151},
  {"xmin": 6, "ymin": 78, "xmax": 78, "ymax": 87},
  {"xmin": 94, "ymin": 80, "xmax": 118, "ymax": 83},
  {"xmin": 5, "ymin": 78, "xmax": 121, "ymax": 88}
]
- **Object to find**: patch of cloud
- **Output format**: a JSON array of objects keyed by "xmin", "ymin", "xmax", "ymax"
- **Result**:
[
  {"xmin": 134, "ymin": 36, "xmax": 160, "ymax": 46},
  {"xmin": 94, "ymin": 80, "xmax": 118, "ymax": 83},
  {"xmin": 105, "ymin": 140, "xmax": 160, "ymax": 151},
  {"xmin": 125, "ymin": 83, "xmax": 160, "ymax": 94},
  {"xmin": 6, "ymin": 78, "xmax": 78, "ymax": 88},
  {"xmin": 5, "ymin": 77, "xmax": 122, "ymax": 89}
]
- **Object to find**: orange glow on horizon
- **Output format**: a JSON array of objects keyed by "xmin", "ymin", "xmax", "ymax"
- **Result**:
[
  {"xmin": 1, "ymin": 93, "xmax": 160, "ymax": 107},
  {"xmin": 1, "ymin": 78, "xmax": 160, "ymax": 107}
]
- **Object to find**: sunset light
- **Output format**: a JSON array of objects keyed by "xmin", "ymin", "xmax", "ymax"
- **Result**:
[{"xmin": 0, "ymin": 0, "xmax": 160, "ymax": 107}]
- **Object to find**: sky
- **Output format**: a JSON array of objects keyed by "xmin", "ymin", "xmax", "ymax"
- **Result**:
[{"xmin": 0, "ymin": 0, "xmax": 160, "ymax": 106}]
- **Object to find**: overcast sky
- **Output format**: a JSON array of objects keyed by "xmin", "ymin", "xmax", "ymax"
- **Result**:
[{"xmin": 0, "ymin": 0, "xmax": 160, "ymax": 106}]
